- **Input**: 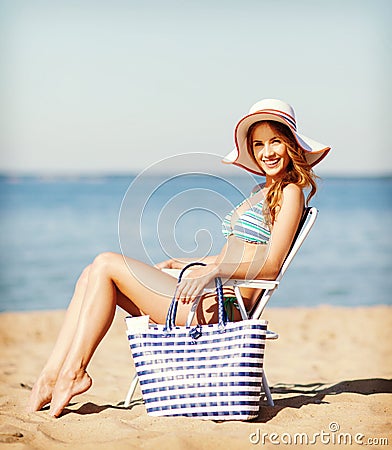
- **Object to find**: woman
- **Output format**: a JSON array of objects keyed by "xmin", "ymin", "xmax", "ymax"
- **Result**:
[{"xmin": 28, "ymin": 98, "xmax": 330, "ymax": 417}]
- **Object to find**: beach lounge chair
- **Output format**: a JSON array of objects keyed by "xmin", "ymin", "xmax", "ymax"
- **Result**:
[{"xmin": 124, "ymin": 206, "xmax": 318, "ymax": 409}]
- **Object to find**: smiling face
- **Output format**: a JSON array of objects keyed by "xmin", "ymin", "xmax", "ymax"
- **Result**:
[{"xmin": 250, "ymin": 122, "xmax": 292, "ymax": 183}]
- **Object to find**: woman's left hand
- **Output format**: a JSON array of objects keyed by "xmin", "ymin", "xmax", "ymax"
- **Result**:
[{"xmin": 175, "ymin": 264, "xmax": 219, "ymax": 304}]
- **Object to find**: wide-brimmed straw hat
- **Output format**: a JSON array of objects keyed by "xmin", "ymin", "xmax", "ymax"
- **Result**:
[{"xmin": 223, "ymin": 98, "xmax": 331, "ymax": 176}]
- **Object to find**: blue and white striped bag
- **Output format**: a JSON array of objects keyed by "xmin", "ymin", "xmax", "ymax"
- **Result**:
[{"xmin": 126, "ymin": 263, "xmax": 268, "ymax": 420}]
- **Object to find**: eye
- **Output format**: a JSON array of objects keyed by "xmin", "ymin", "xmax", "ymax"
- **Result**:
[
  {"xmin": 271, "ymin": 138, "xmax": 281, "ymax": 145},
  {"xmin": 253, "ymin": 141, "xmax": 263, "ymax": 148}
]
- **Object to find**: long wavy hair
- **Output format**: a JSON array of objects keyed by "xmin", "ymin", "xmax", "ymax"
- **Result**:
[{"xmin": 247, "ymin": 120, "xmax": 318, "ymax": 225}]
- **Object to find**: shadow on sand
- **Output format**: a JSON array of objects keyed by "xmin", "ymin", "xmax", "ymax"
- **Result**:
[
  {"xmin": 58, "ymin": 378, "xmax": 391, "ymax": 420},
  {"xmin": 254, "ymin": 377, "xmax": 392, "ymax": 423},
  {"xmin": 60, "ymin": 398, "xmax": 144, "ymax": 417}
]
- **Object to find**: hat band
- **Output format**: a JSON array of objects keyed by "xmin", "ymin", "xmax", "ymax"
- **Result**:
[{"xmin": 254, "ymin": 108, "xmax": 297, "ymax": 131}]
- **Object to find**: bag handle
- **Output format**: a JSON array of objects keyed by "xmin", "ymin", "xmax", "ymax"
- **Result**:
[{"xmin": 164, "ymin": 262, "xmax": 227, "ymax": 331}]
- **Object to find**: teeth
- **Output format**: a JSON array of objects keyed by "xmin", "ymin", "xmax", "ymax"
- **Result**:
[{"xmin": 263, "ymin": 159, "xmax": 279, "ymax": 166}]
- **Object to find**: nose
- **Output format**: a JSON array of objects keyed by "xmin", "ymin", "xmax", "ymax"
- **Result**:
[{"xmin": 263, "ymin": 142, "xmax": 274, "ymax": 157}]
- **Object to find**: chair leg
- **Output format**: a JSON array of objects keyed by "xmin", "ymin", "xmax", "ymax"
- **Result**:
[
  {"xmin": 262, "ymin": 370, "xmax": 274, "ymax": 407},
  {"xmin": 124, "ymin": 373, "xmax": 139, "ymax": 408}
]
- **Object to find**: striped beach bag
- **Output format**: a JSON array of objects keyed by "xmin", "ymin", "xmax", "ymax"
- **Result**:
[{"xmin": 126, "ymin": 263, "xmax": 268, "ymax": 420}]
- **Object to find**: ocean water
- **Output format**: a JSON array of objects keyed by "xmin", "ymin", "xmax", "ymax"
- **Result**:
[{"xmin": 0, "ymin": 174, "xmax": 391, "ymax": 312}]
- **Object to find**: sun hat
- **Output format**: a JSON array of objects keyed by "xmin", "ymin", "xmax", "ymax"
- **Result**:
[{"xmin": 222, "ymin": 98, "xmax": 331, "ymax": 176}]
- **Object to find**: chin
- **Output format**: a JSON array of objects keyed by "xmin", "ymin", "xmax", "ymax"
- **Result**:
[{"xmin": 263, "ymin": 166, "xmax": 284, "ymax": 178}]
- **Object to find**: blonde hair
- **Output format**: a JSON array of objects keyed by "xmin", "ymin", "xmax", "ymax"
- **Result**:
[{"xmin": 247, "ymin": 120, "xmax": 318, "ymax": 224}]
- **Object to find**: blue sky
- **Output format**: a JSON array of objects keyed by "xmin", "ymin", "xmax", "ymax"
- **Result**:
[{"xmin": 0, "ymin": 0, "xmax": 391, "ymax": 176}]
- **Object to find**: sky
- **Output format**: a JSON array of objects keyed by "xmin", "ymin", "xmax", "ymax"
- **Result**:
[{"xmin": 0, "ymin": 0, "xmax": 391, "ymax": 176}]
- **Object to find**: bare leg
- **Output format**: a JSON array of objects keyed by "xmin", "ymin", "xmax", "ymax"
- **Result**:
[
  {"xmin": 47, "ymin": 252, "xmax": 182, "ymax": 417},
  {"xmin": 27, "ymin": 264, "xmax": 141, "ymax": 413},
  {"xmin": 27, "ymin": 265, "xmax": 94, "ymax": 412},
  {"xmin": 31, "ymin": 252, "xmax": 223, "ymax": 417}
]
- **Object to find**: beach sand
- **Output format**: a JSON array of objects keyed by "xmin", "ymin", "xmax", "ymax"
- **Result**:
[{"xmin": 0, "ymin": 306, "xmax": 391, "ymax": 449}]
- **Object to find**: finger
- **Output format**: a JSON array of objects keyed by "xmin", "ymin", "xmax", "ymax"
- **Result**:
[
  {"xmin": 180, "ymin": 285, "xmax": 193, "ymax": 304},
  {"xmin": 175, "ymin": 285, "xmax": 183, "ymax": 302},
  {"xmin": 183, "ymin": 283, "xmax": 201, "ymax": 304},
  {"xmin": 176, "ymin": 281, "xmax": 192, "ymax": 304},
  {"xmin": 175, "ymin": 281, "xmax": 188, "ymax": 302},
  {"xmin": 178, "ymin": 276, "xmax": 204, "ymax": 304}
]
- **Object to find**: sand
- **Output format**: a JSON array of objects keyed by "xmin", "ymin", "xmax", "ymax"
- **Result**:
[{"xmin": 0, "ymin": 306, "xmax": 391, "ymax": 449}]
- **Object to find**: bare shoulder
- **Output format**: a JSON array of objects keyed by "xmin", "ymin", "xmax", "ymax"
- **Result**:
[
  {"xmin": 282, "ymin": 183, "xmax": 304, "ymax": 202},
  {"xmin": 282, "ymin": 183, "xmax": 305, "ymax": 209},
  {"xmin": 282, "ymin": 182, "xmax": 302, "ymax": 196}
]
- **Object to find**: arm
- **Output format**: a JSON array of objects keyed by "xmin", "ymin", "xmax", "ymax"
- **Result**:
[
  {"xmin": 175, "ymin": 184, "xmax": 304, "ymax": 302},
  {"xmin": 255, "ymin": 183, "xmax": 304, "ymax": 279}
]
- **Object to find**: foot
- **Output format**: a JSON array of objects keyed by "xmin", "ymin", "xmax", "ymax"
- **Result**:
[
  {"xmin": 49, "ymin": 369, "xmax": 92, "ymax": 418},
  {"xmin": 27, "ymin": 372, "xmax": 57, "ymax": 412}
]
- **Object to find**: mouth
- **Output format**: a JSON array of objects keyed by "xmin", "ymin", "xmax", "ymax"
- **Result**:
[{"xmin": 262, "ymin": 158, "xmax": 280, "ymax": 168}]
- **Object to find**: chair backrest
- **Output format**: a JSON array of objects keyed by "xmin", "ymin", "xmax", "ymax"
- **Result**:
[
  {"xmin": 276, "ymin": 206, "xmax": 318, "ymax": 282},
  {"xmin": 249, "ymin": 206, "xmax": 318, "ymax": 319}
]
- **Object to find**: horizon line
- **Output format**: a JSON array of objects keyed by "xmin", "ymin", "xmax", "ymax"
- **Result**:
[{"xmin": 1, "ymin": 171, "xmax": 391, "ymax": 180}]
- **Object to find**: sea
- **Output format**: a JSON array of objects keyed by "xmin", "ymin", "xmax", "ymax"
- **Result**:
[{"xmin": 0, "ymin": 174, "xmax": 391, "ymax": 312}]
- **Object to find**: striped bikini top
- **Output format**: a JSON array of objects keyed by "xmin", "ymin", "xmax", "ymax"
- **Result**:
[{"xmin": 221, "ymin": 188, "xmax": 271, "ymax": 245}]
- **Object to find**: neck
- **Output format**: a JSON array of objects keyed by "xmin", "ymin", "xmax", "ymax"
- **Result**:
[{"xmin": 264, "ymin": 175, "xmax": 281, "ymax": 187}]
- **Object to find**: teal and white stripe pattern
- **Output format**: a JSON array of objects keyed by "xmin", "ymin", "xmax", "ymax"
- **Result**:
[
  {"xmin": 222, "ymin": 199, "xmax": 271, "ymax": 244},
  {"xmin": 127, "ymin": 320, "xmax": 267, "ymax": 419}
]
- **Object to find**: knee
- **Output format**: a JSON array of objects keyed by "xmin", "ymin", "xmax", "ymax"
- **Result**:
[{"xmin": 91, "ymin": 252, "xmax": 119, "ymax": 274}]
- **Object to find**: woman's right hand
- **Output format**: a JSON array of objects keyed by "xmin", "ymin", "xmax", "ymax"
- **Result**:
[{"xmin": 154, "ymin": 259, "xmax": 175, "ymax": 270}]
